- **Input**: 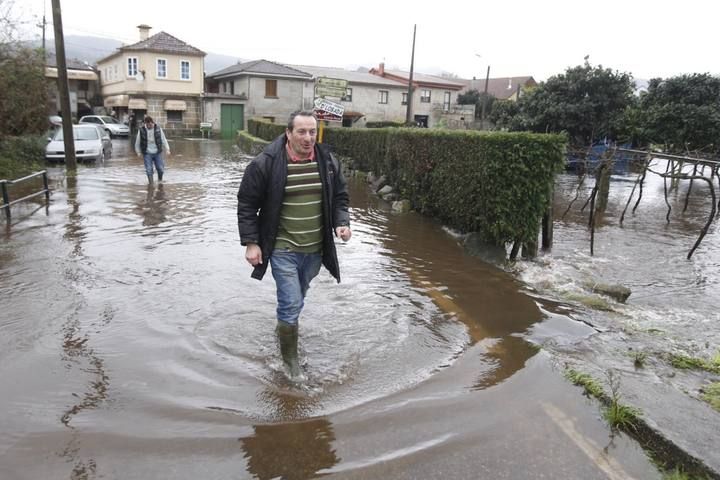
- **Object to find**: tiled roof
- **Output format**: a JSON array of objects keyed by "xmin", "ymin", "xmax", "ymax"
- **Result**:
[
  {"xmin": 290, "ymin": 65, "xmax": 406, "ymax": 88},
  {"xmin": 370, "ymin": 68, "xmax": 465, "ymax": 90},
  {"xmin": 382, "ymin": 69, "xmax": 466, "ymax": 88},
  {"xmin": 121, "ymin": 31, "xmax": 205, "ymax": 56},
  {"xmin": 45, "ymin": 52, "xmax": 95, "ymax": 70},
  {"xmin": 208, "ymin": 59, "xmax": 312, "ymax": 79}
]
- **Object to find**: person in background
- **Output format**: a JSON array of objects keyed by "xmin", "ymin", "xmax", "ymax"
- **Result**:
[
  {"xmin": 236, "ymin": 110, "xmax": 351, "ymax": 380},
  {"xmin": 135, "ymin": 115, "xmax": 170, "ymax": 184}
]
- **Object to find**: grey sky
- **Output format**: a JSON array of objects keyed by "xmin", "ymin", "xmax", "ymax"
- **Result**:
[{"xmin": 15, "ymin": 0, "xmax": 718, "ymax": 81}]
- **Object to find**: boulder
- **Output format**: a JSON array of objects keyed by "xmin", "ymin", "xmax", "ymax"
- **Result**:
[{"xmin": 391, "ymin": 200, "xmax": 412, "ymax": 213}]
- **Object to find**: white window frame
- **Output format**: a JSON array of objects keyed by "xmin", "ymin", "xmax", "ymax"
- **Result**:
[
  {"xmin": 180, "ymin": 60, "xmax": 191, "ymax": 80},
  {"xmin": 420, "ymin": 89, "xmax": 431, "ymax": 103},
  {"xmin": 156, "ymin": 58, "xmax": 167, "ymax": 79},
  {"xmin": 443, "ymin": 91, "xmax": 451, "ymax": 112},
  {"xmin": 401, "ymin": 92, "xmax": 408, "ymax": 105},
  {"xmin": 127, "ymin": 57, "xmax": 138, "ymax": 77},
  {"xmin": 379, "ymin": 90, "xmax": 388, "ymax": 104}
]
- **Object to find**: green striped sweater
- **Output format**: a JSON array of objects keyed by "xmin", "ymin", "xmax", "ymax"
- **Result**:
[{"xmin": 274, "ymin": 161, "xmax": 323, "ymax": 253}]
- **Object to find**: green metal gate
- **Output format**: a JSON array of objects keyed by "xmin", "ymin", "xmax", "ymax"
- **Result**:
[{"xmin": 220, "ymin": 104, "xmax": 244, "ymax": 139}]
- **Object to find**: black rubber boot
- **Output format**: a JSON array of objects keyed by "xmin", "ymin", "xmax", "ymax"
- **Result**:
[
  {"xmin": 147, "ymin": 174, "xmax": 153, "ymax": 184},
  {"xmin": 277, "ymin": 322, "xmax": 302, "ymax": 379},
  {"xmin": 158, "ymin": 171, "xmax": 163, "ymax": 182}
]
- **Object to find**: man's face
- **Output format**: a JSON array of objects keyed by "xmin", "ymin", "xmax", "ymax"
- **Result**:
[
  {"xmin": 286, "ymin": 115, "xmax": 317, "ymax": 158},
  {"xmin": 145, "ymin": 121, "xmax": 154, "ymax": 129}
]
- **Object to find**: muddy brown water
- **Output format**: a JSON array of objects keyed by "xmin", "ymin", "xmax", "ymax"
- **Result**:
[{"xmin": 2, "ymin": 138, "xmax": 716, "ymax": 479}]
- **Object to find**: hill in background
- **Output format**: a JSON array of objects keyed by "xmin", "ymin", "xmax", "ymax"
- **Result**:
[{"xmin": 37, "ymin": 35, "xmax": 243, "ymax": 74}]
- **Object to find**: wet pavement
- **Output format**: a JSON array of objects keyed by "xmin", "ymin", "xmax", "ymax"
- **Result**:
[{"xmin": 0, "ymin": 137, "xmax": 714, "ymax": 479}]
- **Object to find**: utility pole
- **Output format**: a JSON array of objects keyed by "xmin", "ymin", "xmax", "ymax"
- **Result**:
[
  {"xmin": 480, "ymin": 65, "xmax": 490, "ymax": 130},
  {"xmin": 51, "ymin": 0, "xmax": 76, "ymax": 169},
  {"xmin": 404, "ymin": 24, "xmax": 416, "ymax": 125}
]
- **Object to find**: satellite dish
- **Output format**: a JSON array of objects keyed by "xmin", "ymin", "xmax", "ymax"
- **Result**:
[{"xmin": 135, "ymin": 71, "xmax": 145, "ymax": 81}]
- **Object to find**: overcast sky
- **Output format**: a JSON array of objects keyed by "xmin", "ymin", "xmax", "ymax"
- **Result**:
[{"xmin": 14, "ymin": 0, "xmax": 718, "ymax": 81}]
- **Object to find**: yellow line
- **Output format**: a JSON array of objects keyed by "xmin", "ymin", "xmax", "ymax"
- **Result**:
[{"xmin": 542, "ymin": 402, "xmax": 638, "ymax": 480}]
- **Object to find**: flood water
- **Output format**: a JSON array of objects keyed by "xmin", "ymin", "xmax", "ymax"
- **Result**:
[{"xmin": 1, "ymin": 138, "xmax": 716, "ymax": 479}]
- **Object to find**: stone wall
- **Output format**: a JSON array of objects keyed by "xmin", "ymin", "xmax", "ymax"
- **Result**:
[{"xmin": 145, "ymin": 95, "xmax": 202, "ymax": 136}]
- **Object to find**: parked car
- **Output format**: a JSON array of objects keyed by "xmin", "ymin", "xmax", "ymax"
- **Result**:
[
  {"xmin": 45, "ymin": 124, "xmax": 112, "ymax": 163},
  {"xmin": 79, "ymin": 115, "xmax": 130, "ymax": 137}
]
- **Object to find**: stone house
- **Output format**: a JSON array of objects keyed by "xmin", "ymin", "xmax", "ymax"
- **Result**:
[
  {"xmin": 368, "ymin": 63, "xmax": 468, "ymax": 128},
  {"xmin": 95, "ymin": 24, "xmax": 205, "ymax": 135},
  {"xmin": 204, "ymin": 59, "xmax": 312, "ymax": 137},
  {"xmin": 290, "ymin": 65, "xmax": 408, "ymax": 128}
]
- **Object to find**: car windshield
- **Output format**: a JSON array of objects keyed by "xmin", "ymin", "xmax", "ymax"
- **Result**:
[
  {"xmin": 53, "ymin": 127, "xmax": 100, "ymax": 141},
  {"xmin": 100, "ymin": 116, "xmax": 121, "ymax": 124}
]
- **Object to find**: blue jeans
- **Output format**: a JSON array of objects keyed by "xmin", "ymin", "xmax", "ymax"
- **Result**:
[
  {"xmin": 270, "ymin": 250, "xmax": 322, "ymax": 325},
  {"xmin": 143, "ymin": 152, "xmax": 165, "ymax": 177}
]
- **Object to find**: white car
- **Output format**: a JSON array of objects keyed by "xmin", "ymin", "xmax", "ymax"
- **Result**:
[
  {"xmin": 79, "ymin": 115, "xmax": 130, "ymax": 137},
  {"xmin": 45, "ymin": 125, "xmax": 112, "ymax": 163}
]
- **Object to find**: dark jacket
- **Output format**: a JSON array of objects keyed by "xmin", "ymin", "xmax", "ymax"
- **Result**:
[
  {"xmin": 139, "ymin": 125, "xmax": 164, "ymax": 154},
  {"xmin": 237, "ymin": 134, "xmax": 350, "ymax": 282}
]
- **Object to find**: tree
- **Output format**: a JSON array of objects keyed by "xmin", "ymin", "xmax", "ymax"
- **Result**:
[
  {"xmin": 489, "ymin": 100, "xmax": 523, "ymax": 131},
  {"xmin": 0, "ymin": 0, "xmax": 48, "ymax": 136},
  {"xmin": 457, "ymin": 88, "xmax": 496, "ymax": 119},
  {"xmin": 517, "ymin": 59, "xmax": 634, "ymax": 146},
  {"xmin": 637, "ymin": 74, "xmax": 720, "ymax": 154}
]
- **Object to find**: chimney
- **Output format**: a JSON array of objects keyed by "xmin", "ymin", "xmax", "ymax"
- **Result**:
[
  {"xmin": 378, "ymin": 62, "xmax": 385, "ymax": 75},
  {"xmin": 137, "ymin": 24, "xmax": 152, "ymax": 41}
]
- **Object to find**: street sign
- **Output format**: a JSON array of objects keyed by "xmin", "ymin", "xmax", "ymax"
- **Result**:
[
  {"xmin": 313, "ymin": 98, "xmax": 345, "ymax": 117},
  {"xmin": 314, "ymin": 110, "xmax": 343, "ymax": 122},
  {"xmin": 316, "ymin": 85, "xmax": 347, "ymax": 98},
  {"xmin": 315, "ymin": 77, "xmax": 348, "ymax": 98}
]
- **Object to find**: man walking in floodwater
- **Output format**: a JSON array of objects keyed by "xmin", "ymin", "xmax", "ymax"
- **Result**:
[
  {"xmin": 135, "ymin": 116, "xmax": 170, "ymax": 184},
  {"xmin": 237, "ymin": 111, "xmax": 351, "ymax": 379}
]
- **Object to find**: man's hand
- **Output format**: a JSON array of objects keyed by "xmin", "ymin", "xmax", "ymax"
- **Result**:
[
  {"xmin": 335, "ymin": 226, "xmax": 352, "ymax": 242},
  {"xmin": 245, "ymin": 243, "xmax": 262, "ymax": 266}
]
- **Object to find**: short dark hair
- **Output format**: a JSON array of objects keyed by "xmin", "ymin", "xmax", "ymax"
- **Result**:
[
  {"xmin": 286, "ymin": 110, "xmax": 317, "ymax": 131},
  {"xmin": 144, "ymin": 115, "xmax": 154, "ymax": 124}
]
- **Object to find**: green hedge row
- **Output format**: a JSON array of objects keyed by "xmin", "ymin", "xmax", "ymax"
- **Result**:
[
  {"xmin": 366, "ymin": 121, "xmax": 404, "ymax": 128},
  {"xmin": 383, "ymin": 129, "xmax": 565, "ymax": 244},
  {"xmin": 244, "ymin": 120, "xmax": 566, "ymax": 246}
]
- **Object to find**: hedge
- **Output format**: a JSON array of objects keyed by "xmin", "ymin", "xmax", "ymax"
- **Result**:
[
  {"xmin": 0, "ymin": 135, "xmax": 46, "ymax": 179},
  {"xmin": 244, "ymin": 120, "xmax": 566, "ymax": 247}
]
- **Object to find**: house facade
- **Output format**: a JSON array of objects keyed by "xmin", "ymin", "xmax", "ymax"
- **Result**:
[
  {"xmin": 368, "ymin": 63, "xmax": 468, "ymax": 128},
  {"xmin": 45, "ymin": 54, "xmax": 100, "ymax": 119},
  {"xmin": 95, "ymin": 24, "xmax": 205, "ymax": 135},
  {"xmin": 204, "ymin": 60, "xmax": 312, "ymax": 136},
  {"xmin": 291, "ymin": 65, "xmax": 408, "ymax": 128}
]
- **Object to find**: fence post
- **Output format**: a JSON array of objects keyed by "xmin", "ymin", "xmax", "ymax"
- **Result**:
[
  {"xmin": 1, "ymin": 180, "xmax": 10, "ymax": 221},
  {"xmin": 43, "ymin": 171, "xmax": 50, "ymax": 202}
]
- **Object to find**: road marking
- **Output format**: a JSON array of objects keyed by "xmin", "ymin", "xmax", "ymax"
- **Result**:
[{"xmin": 542, "ymin": 402, "xmax": 638, "ymax": 480}]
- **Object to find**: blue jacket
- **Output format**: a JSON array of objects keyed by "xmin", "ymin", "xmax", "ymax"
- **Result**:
[{"xmin": 237, "ymin": 134, "xmax": 350, "ymax": 282}]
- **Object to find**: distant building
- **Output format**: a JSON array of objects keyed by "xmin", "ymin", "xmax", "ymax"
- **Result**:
[
  {"xmin": 45, "ymin": 53, "xmax": 100, "ymax": 118},
  {"xmin": 369, "ymin": 63, "xmax": 468, "ymax": 128},
  {"xmin": 290, "ymin": 64, "xmax": 408, "ymax": 128},
  {"xmin": 204, "ymin": 59, "xmax": 312, "ymax": 137},
  {"xmin": 95, "ymin": 24, "xmax": 206, "ymax": 135}
]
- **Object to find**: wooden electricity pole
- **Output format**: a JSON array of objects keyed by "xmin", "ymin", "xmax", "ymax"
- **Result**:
[
  {"xmin": 405, "ymin": 24, "xmax": 416, "ymax": 125},
  {"xmin": 51, "ymin": 0, "xmax": 76, "ymax": 169}
]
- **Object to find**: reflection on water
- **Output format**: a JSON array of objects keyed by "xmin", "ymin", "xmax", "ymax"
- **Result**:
[
  {"xmin": 139, "ymin": 183, "xmax": 168, "ymax": 227},
  {"xmin": 241, "ymin": 416, "xmax": 338, "ymax": 480}
]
